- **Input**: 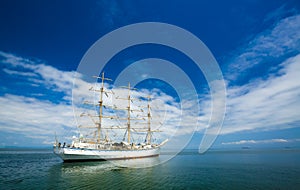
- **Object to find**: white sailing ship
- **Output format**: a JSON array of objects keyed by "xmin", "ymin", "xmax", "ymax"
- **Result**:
[{"xmin": 54, "ymin": 73, "xmax": 168, "ymax": 162}]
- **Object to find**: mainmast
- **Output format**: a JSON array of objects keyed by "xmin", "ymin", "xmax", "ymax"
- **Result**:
[{"xmin": 118, "ymin": 82, "xmax": 143, "ymax": 144}]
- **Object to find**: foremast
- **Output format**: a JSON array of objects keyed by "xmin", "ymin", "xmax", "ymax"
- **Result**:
[{"xmin": 92, "ymin": 72, "xmax": 112, "ymax": 143}]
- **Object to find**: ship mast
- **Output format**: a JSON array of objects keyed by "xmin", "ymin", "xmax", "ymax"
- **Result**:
[
  {"xmin": 98, "ymin": 72, "xmax": 104, "ymax": 143},
  {"xmin": 81, "ymin": 76, "xmax": 161, "ymax": 145},
  {"xmin": 118, "ymin": 82, "xmax": 143, "ymax": 144},
  {"xmin": 146, "ymin": 95, "xmax": 151, "ymax": 144},
  {"xmin": 127, "ymin": 82, "xmax": 131, "ymax": 144},
  {"xmin": 93, "ymin": 72, "xmax": 112, "ymax": 143}
]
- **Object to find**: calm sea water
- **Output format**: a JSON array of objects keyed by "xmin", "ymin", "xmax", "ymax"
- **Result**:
[{"xmin": 0, "ymin": 148, "xmax": 300, "ymax": 189}]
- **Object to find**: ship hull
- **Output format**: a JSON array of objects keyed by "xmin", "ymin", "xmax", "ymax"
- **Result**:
[{"xmin": 53, "ymin": 147, "xmax": 160, "ymax": 162}]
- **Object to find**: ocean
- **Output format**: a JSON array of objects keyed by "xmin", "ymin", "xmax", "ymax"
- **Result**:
[{"xmin": 0, "ymin": 148, "xmax": 299, "ymax": 189}]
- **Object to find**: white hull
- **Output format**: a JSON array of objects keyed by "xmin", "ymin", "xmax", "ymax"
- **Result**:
[{"xmin": 53, "ymin": 147, "xmax": 160, "ymax": 162}]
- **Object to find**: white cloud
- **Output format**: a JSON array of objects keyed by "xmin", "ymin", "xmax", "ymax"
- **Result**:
[
  {"xmin": 2, "ymin": 68, "xmax": 38, "ymax": 77},
  {"xmin": 221, "ymin": 138, "xmax": 299, "ymax": 145},
  {"xmin": 227, "ymin": 14, "xmax": 300, "ymax": 80},
  {"xmin": 0, "ymin": 51, "xmax": 75, "ymax": 98},
  {"xmin": 221, "ymin": 54, "xmax": 300, "ymax": 134},
  {"xmin": 34, "ymin": 64, "xmax": 75, "ymax": 94},
  {"xmin": 0, "ymin": 94, "xmax": 76, "ymax": 145},
  {"xmin": 0, "ymin": 52, "xmax": 80, "ymax": 145},
  {"xmin": 0, "ymin": 51, "xmax": 36, "ymax": 69},
  {"xmin": 215, "ymin": 13, "xmax": 300, "ymax": 136}
]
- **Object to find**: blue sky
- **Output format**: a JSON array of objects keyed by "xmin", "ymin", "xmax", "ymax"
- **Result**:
[{"xmin": 0, "ymin": 0, "xmax": 300, "ymax": 149}]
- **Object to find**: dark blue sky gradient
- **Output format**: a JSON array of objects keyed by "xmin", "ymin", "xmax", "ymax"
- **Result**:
[{"xmin": 1, "ymin": 0, "xmax": 298, "ymax": 71}]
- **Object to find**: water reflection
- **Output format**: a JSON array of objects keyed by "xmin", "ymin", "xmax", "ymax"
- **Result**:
[
  {"xmin": 47, "ymin": 157, "xmax": 163, "ymax": 189},
  {"xmin": 109, "ymin": 156, "xmax": 161, "ymax": 168},
  {"xmin": 50, "ymin": 156, "xmax": 161, "ymax": 175}
]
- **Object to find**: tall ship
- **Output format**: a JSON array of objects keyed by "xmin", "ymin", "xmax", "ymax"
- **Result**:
[{"xmin": 54, "ymin": 73, "xmax": 168, "ymax": 162}]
